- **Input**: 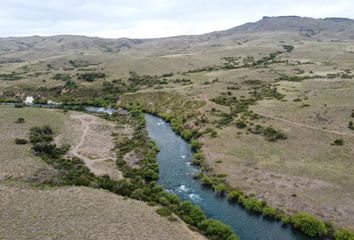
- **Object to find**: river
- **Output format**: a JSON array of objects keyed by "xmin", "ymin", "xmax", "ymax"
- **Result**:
[{"xmin": 145, "ymin": 113, "xmax": 311, "ymax": 240}]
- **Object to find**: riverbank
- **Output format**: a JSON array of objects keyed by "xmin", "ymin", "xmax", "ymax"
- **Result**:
[{"xmin": 121, "ymin": 101, "xmax": 353, "ymax": 240}]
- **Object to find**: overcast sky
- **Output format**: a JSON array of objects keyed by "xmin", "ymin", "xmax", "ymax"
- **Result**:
[{"xmin": 0, "ymin": 0, "xmax": 353, "ymax": 38}]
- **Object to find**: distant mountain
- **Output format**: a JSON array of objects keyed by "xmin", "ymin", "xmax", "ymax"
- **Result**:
[
  {"xmin": 1, "ymin": 16, "xmax": 354, "ymax": 59},
  {"xmin": 213, "ymin": 16, "xmax": 354, "ymax": 39}
]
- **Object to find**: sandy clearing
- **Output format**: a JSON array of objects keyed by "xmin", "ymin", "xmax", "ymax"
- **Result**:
[{"xmin": 61, "ymin": 111, "xmax": 123, "ymax": 180}]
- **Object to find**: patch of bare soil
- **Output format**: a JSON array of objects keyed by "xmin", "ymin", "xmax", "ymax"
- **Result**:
[
  {"xmin": 57, "ymin": 111, "xmax": 123, "ymax": 180},
  {"xmin": 0, "ymin": 184, "xmax": 205, "ymax": 240},
  {"xmin": 123, "ymin": 150, "xmax": 141, "ymax": 169}
]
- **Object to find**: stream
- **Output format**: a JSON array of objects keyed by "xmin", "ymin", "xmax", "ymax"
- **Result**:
[{"xmin": 145, "ymin": 113, "xmax": 311, "ymax": 240}]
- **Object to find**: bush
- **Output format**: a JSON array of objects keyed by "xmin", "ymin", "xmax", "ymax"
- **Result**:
[
  {"xmin": 77, "ymin": 72, "xmax": 106, "ymax": 82},
  {"xmin": 156, "ymin": 207, "xmax": 173, "ymax": 217},
  {"xmin": 199, "ymin": 219, "xmax": 238, "ymax": 240},
  {"xmin": 192, "ymin": 153, "xmax": 204, "ymax": 166},
  {"xmin": 15, "ymin": 117, "xmax": 25, "ymax": 123},
  {"xmin": 15, "ymin": 138, "xmax": 28, "ymax": 145},
  {"xmin": 240, "ymin": 197, "xmax": 264, "ymax": 213},
  {"xmin": 191, "ymin": 140, "xmax": 201, "ymax": 151},
  {"xmin": 290, "ymin": 212, "xmax": 327, "ymax": 237},
  {"xmin": 281, "ymin": 216, "xmax": 290, "ymax": 225},
  {"xmin": 262, "ymin": 126, "xmax": 287, "ymax": 142},
  {"xmin": 235, "ymin": 120, "xmax": 247, "ymax": 129},
  {"xmin": 334, "ymin": 229, "xmax": 354, "ymax": 240},
  {"xmin": 227, "ymin": 190, "xmax": 242, "ymax": 202},
  {"xmin": 262, "ymin": 207, "xmax": 277, "ymax": 218},
  {"xmin": 181, "ymin": 130, "xmax": 193, "ymax": 141},
  {"xmin": 332, "ymin": 139, "xmax": 344, "ymax": 146},
  {"xmin": 201, "ymin": 175, "xmax": 213, "ymax": 187},
  {"xmin": 214, "ymin": 183, "xmax": 226, "ymax": 195}
]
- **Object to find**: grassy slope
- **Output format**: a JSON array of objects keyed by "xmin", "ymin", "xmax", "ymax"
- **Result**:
[{"xmin": 0, "ymin": 106, "xmax": 205, "ymax": 240}]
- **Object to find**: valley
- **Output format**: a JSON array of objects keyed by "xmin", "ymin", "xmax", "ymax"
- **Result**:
[{"xmin": 1, "ymin": 16, "xmax": 354, "ymax": 240}]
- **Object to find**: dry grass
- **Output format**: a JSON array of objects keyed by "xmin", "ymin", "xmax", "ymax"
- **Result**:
[
  {"xmin": 0, "ymin": 183, "xmax": 204, "ymax": 240},
  {"xmin": 0, "ymin": 106, "xmax": 64, "ymax": 181}
]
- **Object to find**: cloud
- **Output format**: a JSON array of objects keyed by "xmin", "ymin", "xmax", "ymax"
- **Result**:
[{"xmin": 0, "ymin": 0, "xmax": 353, "ymax": 38}]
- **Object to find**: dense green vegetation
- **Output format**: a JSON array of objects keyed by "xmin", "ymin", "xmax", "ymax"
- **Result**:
[
  {"xmin": 334, "ymin": 229, "xmax": 354, "ymax": 240},
  {"xmin": 290, "ymin": 212, "xmax": 327, "ymax": 237}
]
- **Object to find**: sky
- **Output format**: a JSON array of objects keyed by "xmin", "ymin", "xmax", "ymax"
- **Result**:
[{"xmin": 0, "ymin": 0, "xmax": 353, "ymax": 38}]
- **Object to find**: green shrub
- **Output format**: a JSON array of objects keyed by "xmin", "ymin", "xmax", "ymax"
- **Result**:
[
  {"xmin": 181, "ymin": 130, "xmax": 193, "ymax": 141},
  {"xmin": 191, "ymin": 140, "xmax": 201, "ymax": 151},
  {"xmin": 143, "ymin": 168, "xmax": 159, "ymax": 182},
  {"xmin": 281, "ymin": 216, "xmax": 290, "ymax": 225},
  {"xmin": 192, "ymin": 153, "xmax": 204, "ymax": 166},
  {"xmin": 15, "ymin": 138, "xmax": 28, "ymax": 145},
  {"xmin": 199, "ymin": 219, "xmax": 238, "ymax": 240},
  {"xmin": 262, "ymin": 126, "xmax": 287, "ymax": 142},
  {"xmin": 290, "ymin": 212, "xmax": 327, "ymax": 237},
  {"xmin": 348, "ymin": 121, "xmax": 354, "ymax": 130},
  {"xmin": 156, "ymin": 207, "xmax": 173, "ymax": 217},
  {"xmin": 227, "ymin": 190, "xmax": 242, "ymax": 202},
  {"xmin": 334, "ymin": 229, "xmax": 354, "ymax": 240},
  {"xmin": 15, "ymin": 117, "xmax": 25, "ymax": 123},
  {"xmin": 240, "ymin": 197, "xmax": 264, "ymax": 213},
  {"xmin": 332, "ymin": 139, "xmax": 344, "ymax": 146},
  {"xmin": 201, "ymin": 175, "xmax": 212, "ymax": 187},
  {"xmin": 214, "ymin": 183, "xmax": 226, "ymax": 195},
  {"xmin": 262, "ymin": 207, "xmax": 277, "ymax": 218},
  {"xmin": 77, "ymin": 72, "xmax": 106, "ymax": 82}
]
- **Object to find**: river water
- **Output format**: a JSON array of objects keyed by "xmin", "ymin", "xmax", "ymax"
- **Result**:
[{"xmin": 145, "ymin": 113, "xmax": 311, "ymax": 240}]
